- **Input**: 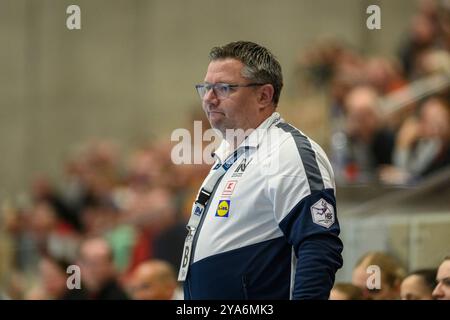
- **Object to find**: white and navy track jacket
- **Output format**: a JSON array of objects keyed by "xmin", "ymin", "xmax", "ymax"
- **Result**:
[{"xmin": 183, "ymin": 112, "xmax": 343, "ymax": 300}]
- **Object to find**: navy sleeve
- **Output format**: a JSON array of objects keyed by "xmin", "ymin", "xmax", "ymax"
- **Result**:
[{"xmin": 278, "ymin": 188, "xmax": 343, "ymax": 299}]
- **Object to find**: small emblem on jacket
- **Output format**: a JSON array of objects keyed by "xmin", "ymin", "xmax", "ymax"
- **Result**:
[
  {"xmin": 310, "ymin": 198, "xmax": 335, "ymax": 228},
  {"xmin": 193, "ymin": 205, "xmax": 203, "ymax": 216},
  {"xmin": 232, "ymin": 158, "xmax": 252, "ymax": 177},
  {"xmin": 215, "ymin": 200, "xmax": 230, "ymax": 217},
  {"xmin": 222, "ymin": 180, "xmax": 237, "ymax": 196}
]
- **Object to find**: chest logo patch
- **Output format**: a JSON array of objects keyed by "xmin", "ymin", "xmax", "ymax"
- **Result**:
[
  {"xmin": 222, "ymin": 180, "xmax": 237, "ymax": 196},
  {"xmin": 215, "ymin": 200, "xmax": 230, "ymax": 217},
  {"xmin": 232, "ymin": 158, "xmax": 253, "ymax": 177}
]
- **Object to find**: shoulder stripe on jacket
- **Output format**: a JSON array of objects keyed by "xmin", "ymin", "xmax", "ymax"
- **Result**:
[{"xmin": 276, "ymin": 122, "xmax": 325, "ymax": 192}]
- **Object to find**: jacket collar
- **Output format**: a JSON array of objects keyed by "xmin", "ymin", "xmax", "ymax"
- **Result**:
[{"xmin": 212, "ymin": 112, "xmax": 282, "ymax": 163}]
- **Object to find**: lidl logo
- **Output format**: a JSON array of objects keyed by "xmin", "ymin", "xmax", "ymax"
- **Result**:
[{"xmin": 215, "ymin": 200, "xmax": 230, "ymax": 217}]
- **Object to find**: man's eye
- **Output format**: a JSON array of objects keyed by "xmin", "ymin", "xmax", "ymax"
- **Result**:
[
  {"xmin": 217, "ymin": 85, "xmax": 229, "ymax": 92},
  {"xmin": 442, "ymin": 278, "xmax": 450, "ymax": 286}
]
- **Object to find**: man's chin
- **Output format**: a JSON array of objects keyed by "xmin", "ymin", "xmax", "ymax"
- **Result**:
[
  {"xmin": 209, "ymin": 123, "xmax": 225, "ymax": 137},
  {"xmin": 208, "ymin": 111, "xmax": 226, "ymax": 123}
]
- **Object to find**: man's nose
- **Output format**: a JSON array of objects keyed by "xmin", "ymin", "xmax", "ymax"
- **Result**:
[
  {"xmin": 203, "ymin": 87, "xmax": 219, "ymax": 104},
  {"xmin": 432, "ymin": 283, "xmax": 443, "ymax": 299}
]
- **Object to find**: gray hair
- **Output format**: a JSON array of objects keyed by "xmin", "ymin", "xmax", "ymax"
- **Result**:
[{"xmin": 209, "ymin": 41, "xmax": 283, "ymax": 106}]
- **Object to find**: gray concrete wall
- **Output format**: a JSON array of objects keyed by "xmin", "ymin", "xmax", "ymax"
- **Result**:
[{"xmin": 0, "ymin": 0, "xmax": 417, "ymax": 197}]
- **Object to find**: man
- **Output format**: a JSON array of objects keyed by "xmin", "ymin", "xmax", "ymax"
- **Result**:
[
  {"xmin": 178, "ymin": 41, "xmax": 343, "ymax": 300},
  {"xmin": 344, "ymin": 85, "xmax": 395, "ymax": 182},
  {"xmin": 432, "ymin": 256, "xmax": 450, "ymax": 300},
  {"xmin": 128, "ymin": 260, "xmax": 180, "ymax": 300},
  {"xmin": 68, "ymin": 237, "xmax": 129, "ymax": 299}
]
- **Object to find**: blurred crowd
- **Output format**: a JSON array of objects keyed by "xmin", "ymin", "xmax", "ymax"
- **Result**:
[
  {"xmin": 0, "ymin": 0, "xmax": 449, "ymax": 300},
  {"xmin": 0, "ymin": 138, "xmax": 210, "ymax": 299},
  {"xmin": 296, "ymin": 0, "xmax": 450, "ymax": 185},
  {"xmin": 331, "ymin": 252, "xmax": 450, "ymax": 300}
]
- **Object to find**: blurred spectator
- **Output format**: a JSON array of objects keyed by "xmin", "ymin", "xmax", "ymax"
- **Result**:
[
  {"xmin": 26, "ymin": 255, "xmax": 71, "ymax": 300},
  {"xmin": 329, "ymin": 283, "xmax": 364, "ymax": 300},
  {"xmin": 123, "ymin": 187, "xmax": 177, "ymax": 276},
  {"xmin": 341, "ymin": 85, "xmax": 396, "ymax": 182},
  {"xmin": 364, "ymin": 57, "xmax": 406, "ymax": 95},
  {"xmin": 31, "ymin": 175, "xmax": 82, "ymax": 232},
  {"xmin": 386, "ymin": 96, "xmax": 450, "ymax": 183},
  {"xmin": 153, "ymin": 220, "xmax": 186, "ymax": 272},
  {"xmin": 400, "ymin": 269, "xmax": 437, "ymax": 300},
  {"xmin": 29, "ymin": 201, "xmax": 58, "ymax": 252},
  {"xmin": 432, "ymin": 256, "xmax": 450, "ymax": 300},
  {"xmin": 352, "ymin": 251, "xmax": 406, "ymax": 300},
  {"xmin": 436, "ymin": 0, "xmax": 450, "ymax": 50},
  {"xmin": 72, "ymin": 237, "xmax": 129, "ymax": 299},
  {"xmin": 398, "ymin": 0, "xmax": 450, "ymax": 79},
  {"xmin": 399, "ymin": 9, "xmax": 439, "ymax": 79},
  {"xmin": 127, "ymin": 260, "xmax": 181, "ymax": 300}
]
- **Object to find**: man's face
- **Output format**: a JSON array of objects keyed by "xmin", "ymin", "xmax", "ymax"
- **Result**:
[
  {"xmin": 128, "ymin": 266, "xmax": 174, "ymax": 300},
  {"xmin": 432, "ymin": 260, "xmax": 450, "ymax": 300},
  {"xmin": 78, "ymin": 241, "xmax": 114, "ymax": 291},
  {"xmin": 39, "ymin": 259, "xmax": 67, "ymax": 298},
  {"xmin": 202, "ymin": 58, "xmax": 261, "ymax": 136},
  {"xmin": 345, "ymin": 88, "xmax": 379, "ymax": 142}
]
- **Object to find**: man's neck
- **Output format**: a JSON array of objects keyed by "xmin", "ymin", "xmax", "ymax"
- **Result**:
[{"xmin": 222, "ymin": 111, "xmax": 277, "ymax": 150}]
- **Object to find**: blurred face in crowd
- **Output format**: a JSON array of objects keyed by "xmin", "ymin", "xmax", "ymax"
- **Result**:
[
  {"xmin": 400, "ymin": 274, "xmax": 433, "ymax": 300},
  {"xmin": 411, "ymin": 14, "xmax": 436, "ymax": 45},
  {"xmin": 437, "ymin": 2, "xmax": 450, "ymax": 36},
  {"xmin": 432, "ymin": 260, "xmax": 450, "ymax": 300},
  {"xmin": 127, "ymin": 149, "xmax": 163, "ymax": 190},
  {"xmin": 31, "ymin": 202, "xmax": 57, "ymax": 236},
  {"xmin": 128, "ymin": 261, "xmax": 176, "ymax": 300},
  {"xmin": 329, "ymin": 283, "xmax": 363, "ymax": 300},
  {"xmin": 78, "ymin": 238, "xmax": 115, "ymax": 292},
  {"xmin": 202, "ymin": 58, "xmax": 274, "ymax": 138},
  {"xmin": 329, "ymin": 288, "xmax": 350, "ymax": 300},
  {"xmin": 420, "ymin": 98, "xmax": 450, "ymax": 140},
  {"xmin": 39, "ymin": 258, "xmax": 67, "ymax": 299},
  {"xmin": 345, "ymin": 86, "xmax": 381, "ymax": 142},
  {"xmin": 352, "ymin": 260, "xmax": 400, "ymax": 300}
]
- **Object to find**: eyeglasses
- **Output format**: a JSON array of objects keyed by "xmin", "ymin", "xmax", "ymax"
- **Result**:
[{"xmin": 195, "ymin": 82, "xmax": 264, "ymax": 100}]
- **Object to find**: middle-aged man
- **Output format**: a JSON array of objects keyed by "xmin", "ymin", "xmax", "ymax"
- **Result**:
[
  {"xmin": 69, "ymin": 237, "xmax": 129, "ymax": 300},
  {"xmin": 178, "ymin": 41, "xmax": 343, "ymax": 299},
  {"xmin": 432, "ymin": 256, "xmax": 450, "ymax": 300}
]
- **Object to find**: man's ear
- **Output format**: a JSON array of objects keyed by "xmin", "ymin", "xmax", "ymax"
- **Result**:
[{"xmin": 257, "ymin": 84, "xmax": 275, "ymax": 107}]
